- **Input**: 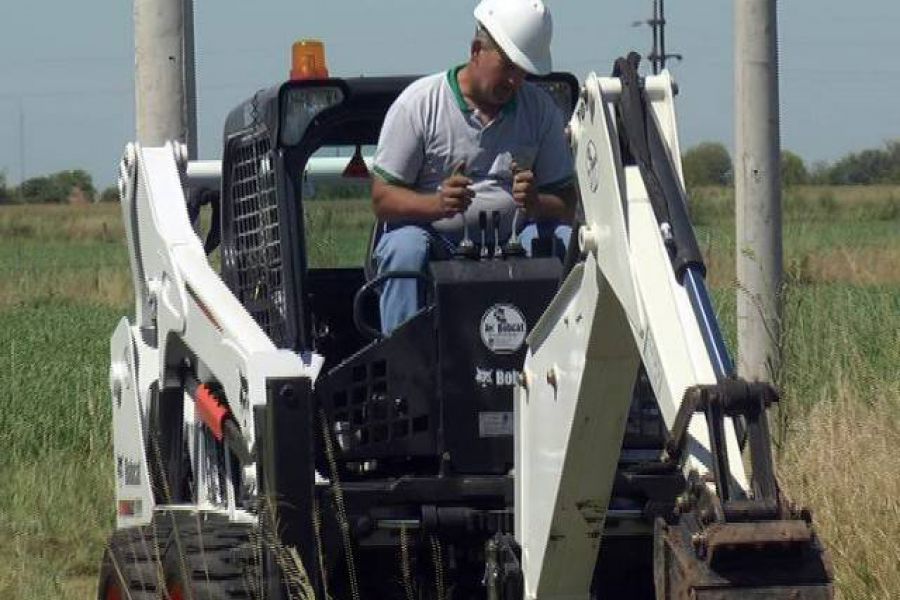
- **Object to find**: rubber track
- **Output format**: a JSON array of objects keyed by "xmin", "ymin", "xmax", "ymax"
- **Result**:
[
  {"xmin": 164, "ymin": 512, "xmax": 258, "ymax": 599},
  {"xmin": 98, "ymin": 522, "xmax": 170, "ymax": 599}
]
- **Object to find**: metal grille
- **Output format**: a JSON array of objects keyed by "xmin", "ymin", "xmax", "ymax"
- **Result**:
[
  {"xmin": 228, "ymin": 134, "xmax": 287, "ymax": 345},
  {"xmin": 331, "ymin": 359, "xmax": 431, "ymax": 450},
  {"xmin": 321, "ymin": 355, "xmax": 435, "ymax": 463}
]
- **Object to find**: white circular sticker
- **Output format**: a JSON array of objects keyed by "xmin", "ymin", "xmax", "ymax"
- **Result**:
[{"xmin": 480, "ymin": 304, "xmax": 527, "ymax": 354}]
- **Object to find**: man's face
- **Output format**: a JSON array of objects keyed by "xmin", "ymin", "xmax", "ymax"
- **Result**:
[{"xmin": 472, "ymin": 43, "xmax": 527, "ymax": 107}]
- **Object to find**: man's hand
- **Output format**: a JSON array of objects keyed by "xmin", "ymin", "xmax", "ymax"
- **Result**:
[
  {"xmin": 434, "ymin": 162, "xmax": 473, "ymax": 219},
  {"xmin": 511, "ymin": 161, "xmax": 539, "ymax": 211}
]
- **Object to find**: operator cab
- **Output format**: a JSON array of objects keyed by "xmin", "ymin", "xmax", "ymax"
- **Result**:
[{"xmin": 219, "ymin": 70, "xmax": 581, "ymax": 478}]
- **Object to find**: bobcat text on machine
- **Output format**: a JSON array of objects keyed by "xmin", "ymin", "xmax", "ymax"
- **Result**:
[{"xmin": 98, "ymin": 42, "xmax": 833, "ymax": 599}]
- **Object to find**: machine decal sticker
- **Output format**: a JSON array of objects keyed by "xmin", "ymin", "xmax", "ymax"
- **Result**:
[
  {"xmin": 475, "ymin": 367, "xmax": 493, "ymax": 388},
  {"xmin": 117, "ymin": 498, "xmax": 143, "ymax": 518},
  {"xmin": 116, "ymin": 455, "xmax": 142, "ymax": 486},
  {"xmin": 478, "ymin": 411, "xmax": 514, "ymax": 437},
  {"xmin": 475, "ymin": 367, "xmax": 521, "ymax": 388},
  {"xmin": 480, "ymin": 304, "xmax": 527, "ymax": 354}
]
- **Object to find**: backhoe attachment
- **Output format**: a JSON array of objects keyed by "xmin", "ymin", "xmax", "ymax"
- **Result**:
[{"xmin": 515, "ymin": 54, "xmax": 832, "ymax": 599}]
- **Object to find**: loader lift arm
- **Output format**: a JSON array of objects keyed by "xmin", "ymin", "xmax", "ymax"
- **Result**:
[
  {"xmin": 515, "ymin": 55, "xmax": 832, "ymax": 599},
  {"xmin": 109, "ymin": 140, "xmax": 325, "ymax": 576}
]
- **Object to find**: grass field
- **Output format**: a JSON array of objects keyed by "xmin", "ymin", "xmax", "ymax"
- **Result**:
[{"xmin": 1, "ymin": 188, "xmax": 898, "ymax": 598}]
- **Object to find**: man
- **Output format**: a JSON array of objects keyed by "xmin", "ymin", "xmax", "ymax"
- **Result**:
[{"xmin": 371, "ymin": 0, "xmax": 576, "ymax": 333}]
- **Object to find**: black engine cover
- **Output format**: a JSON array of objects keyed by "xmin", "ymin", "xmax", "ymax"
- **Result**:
[
  {"xmin": 430, "ymin": 257, "xmax": 561, "ymax": 474},
  {"xmin": 315, "ymin": 256, "xmax": 561, "ymax": 477}
]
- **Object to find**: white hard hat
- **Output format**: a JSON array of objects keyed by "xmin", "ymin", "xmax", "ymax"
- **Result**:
[{"xmin": 474, "ymin": 0, "xmax": 553, "ymax": 76}]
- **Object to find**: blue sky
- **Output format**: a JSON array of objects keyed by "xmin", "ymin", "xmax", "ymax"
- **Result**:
[{"xmin": 0, "ymin": 1, "xmax": 897, "ymax": 188}]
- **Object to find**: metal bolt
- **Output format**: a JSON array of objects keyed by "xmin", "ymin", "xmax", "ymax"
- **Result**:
[
  {"xmin": 279, "ymin": 383, "xmax": 298, "ymax": 408},
  {"xmin": 546, "ymin": 365, "xmax": 559, "ymax": 388},
  {"xmin": 518, "ymin": 369, "xmax": 532, "ymax": 391},
  {"xmin": 578, "ymin": 224, "xmax": 599, "ymax": 254}
]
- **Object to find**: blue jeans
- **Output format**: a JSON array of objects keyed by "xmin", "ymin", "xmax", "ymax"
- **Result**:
[{"xmin": 374, "ymin": 222, "xmax": 571, "ymax": 334}]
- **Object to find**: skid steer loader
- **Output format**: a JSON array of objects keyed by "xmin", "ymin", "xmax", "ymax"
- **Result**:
[{"xmin": 98, "ymin": 48, "xmax": 833, "ymax": 599}]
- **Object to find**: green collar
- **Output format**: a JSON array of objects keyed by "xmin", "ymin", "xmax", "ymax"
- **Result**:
[{"xmin": 446, "ymin": 64, "xmax": 518, "ymax": 117}]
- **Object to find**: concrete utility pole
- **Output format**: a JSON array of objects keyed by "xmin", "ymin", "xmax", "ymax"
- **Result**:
[
  {"xmin": 734, "ymin": 0, "xmax": 782, "ymax": 383},
  {"xmin": 134, "ymin": 0, "xmax": 198, "ymax": 158}
]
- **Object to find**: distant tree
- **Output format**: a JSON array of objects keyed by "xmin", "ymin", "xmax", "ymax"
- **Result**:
[
  {"xmin": 806, "ymin": 140, "xmax": 900, "ymax": 185},
  {"xmin": 781, "ymin": 150, "xmax": 809, "ymax": 186},
  {"xmin": 56, "ymin": 169, "xmax": 96, "ymax": 202},
  {"xmin": 0, "ymin": 172, "xmax": 8, "ymax": 204},
  {"xmin": 808, "ymin": 160, "xmax": 831, "ymax": 185},
  {"xmin": 885, "ymin": 140, "xmax": 900, "ymax": 183},
  {"xmin": 682, "ymin": 142, "xmax": 732, "ymax": 188},
  {"xmin": 19, "ymin": 175, "xmax": 57, "ymax": 203},
  {"xmin": 829, "ymin": 149, "xmax": 887, "ymax": 185},
  {"xmin": 19, "ymin": 170, "xmax": 96, "ymax": 203},
  {"xmin": 99, "ymin": 186, "xmax": 120, "ymax": 203}
]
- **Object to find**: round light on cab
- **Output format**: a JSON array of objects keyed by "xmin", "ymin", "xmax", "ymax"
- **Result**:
[{"xmin": 291, "ymin": 39, "xmax": 329, "ymax": 80}]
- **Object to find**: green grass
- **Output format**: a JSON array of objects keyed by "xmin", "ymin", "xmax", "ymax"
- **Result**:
[
  {"xmin": 0, "ymin": 200, "xmax": 374, "ymax": 597},
  {"xmin": 0, "ymin": 302, "xmax": 120, "ymax": 598},
  {"xmin": 304, "ymin": 198, "xmax": 374, "ymax": 267},
  {"xmin": 0, "ymin": 188, "xmax": 898, "ymax": 598},
  {"xmin": 689, "ymin": 184, "xmax": 900, "ymax": 225}
]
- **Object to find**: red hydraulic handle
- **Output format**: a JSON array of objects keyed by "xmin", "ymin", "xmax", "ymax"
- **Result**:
[{"xmin": 195, "ymin": 383, "xmax": 229, "ymax": 441}]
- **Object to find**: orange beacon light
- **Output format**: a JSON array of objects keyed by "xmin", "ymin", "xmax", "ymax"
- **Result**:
[{"xmin": 291, "ymin": 39, "xmax": 329, "ymax": 80}]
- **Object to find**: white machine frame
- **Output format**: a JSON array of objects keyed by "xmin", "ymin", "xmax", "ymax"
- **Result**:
[
  {"xmin": 107, "ymin": 69, "xmax": 811, "ymax": 600},
  {"xmin": 109, "ymin": 143, "xmax": 324, "ymax": 528}
]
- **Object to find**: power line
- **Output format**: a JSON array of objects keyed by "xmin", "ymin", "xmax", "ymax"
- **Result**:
[{"xmin": 0, "ymin": 80, "xmax": 271, "ymax": 101}]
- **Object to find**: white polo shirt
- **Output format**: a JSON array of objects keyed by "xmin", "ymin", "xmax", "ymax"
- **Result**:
[{"xmin": 373, "ymin": 65, "xmax": 574, "ymax": 239}]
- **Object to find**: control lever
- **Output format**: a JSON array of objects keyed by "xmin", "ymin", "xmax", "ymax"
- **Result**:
[
  {"xmin": 504, "ymin": 158, "xmax": 529, "ymax": 257},
  {"xmin": 451, "ymin": 162, "xmax": 477, "ymax": 259},
  {"xmin": 479, "ymin": 211, "xmax": 489, "ymax": 259},
  {"xmin": 503, "ymin": 162, "xmax": 525, "ymax": 256},
  {"xmin": 492, "ymin": 210, "xmax": 503, "ymax": 258},
  {"xmin": 504, "ymin": 210, "xmax": 525, "ymax": 256}
]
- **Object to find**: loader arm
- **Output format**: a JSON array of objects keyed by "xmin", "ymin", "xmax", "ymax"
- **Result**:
[
  {"xmin": 109, "ymin": 142, "xmax": 323, "ymax": 526},
  {"xmin": 515, "ymin": 60, "xmax": 831, "ymax": 599}
]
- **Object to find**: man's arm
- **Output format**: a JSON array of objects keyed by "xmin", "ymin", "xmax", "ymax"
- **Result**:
[
  {"xmin": 529, "ymin": 186, "xmax": 576, "ymax": 222},
  {"xmin": 372, "ymin": 172, "xmax": 474, "ymax": 223},
  {"xmin": 512, "ymin": 166, "xmax": 576, "ymax": 223},
  {"xmin": 372, "ymin": 178, "xmax": 441, "ymax": 222}
]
